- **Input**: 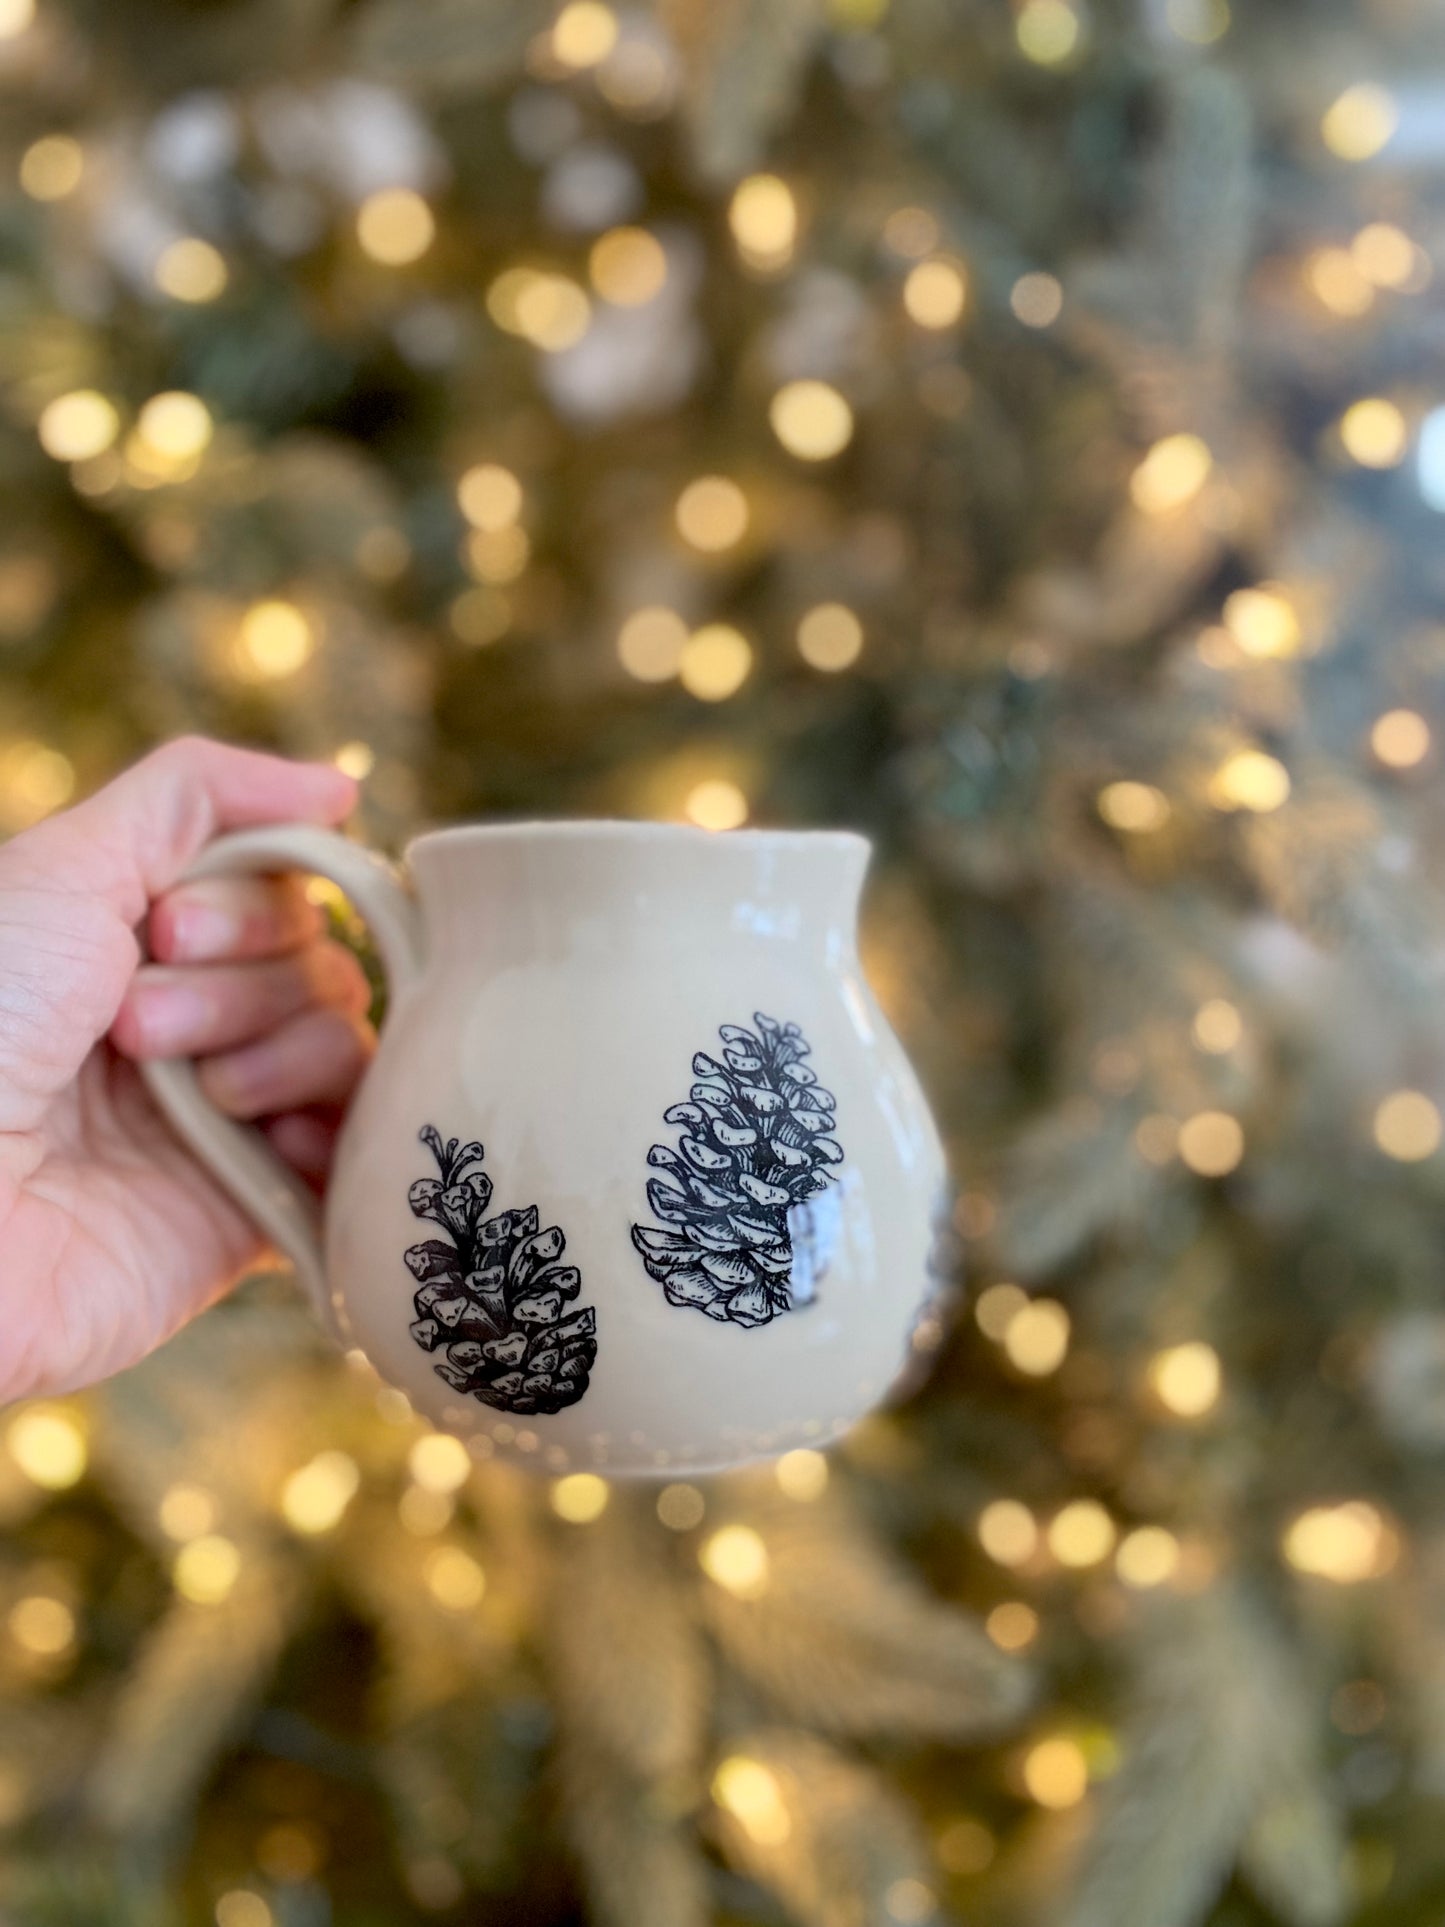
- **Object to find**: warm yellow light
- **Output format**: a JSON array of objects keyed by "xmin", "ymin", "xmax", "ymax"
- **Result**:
[
  {"xmin": 618, "ymin": 605, "xmax": 688, "ymax": 682},
  {"xmin": 408, "ymin": 1432, "xmax": 471, "ymax": 1495},
  {"xmin": 975, "ymin": 1281, "xmax": 1028, "ymax": 1339},
  {"xmin": 1371, "ymin": 709, "xmax": 1430, "ymax": 769},
  {"xmin": 450, "ymin": 587, "xmax": 511, "ymax": 647},
  {"xmin": 1208, "ymin": 750, "xmax": 1290, "ymax": 813},
  {"xmin": 769, "ymin": 380, "xmax": 854, "ymax": 461},
  {"xmin": 552, "ymin": 0, "xmax": 619, "ymax": 69},
  {"xmin": 1149, "ymin": 1341, "xmax": 1222, "ymax": 1417},
  {"xmin": 679, "ymin": 623, "xmax": 753, "ymax": 701},
  {"xmin": 6, "ymin": 1408, "xmax": 86, "ymax": 1489},
  {"xmin": 903, "ymin": 258, "xmax": 968, "ymax": 328},
  {"xmin": 1223, "ymin": 586, "xmax": 1299, "ymax": 659},
  {"xmin": 1130, "ymin": 433, "xmax": 1212, "ymax": 515},
  {"xmin": 333, "ymin": 740, "xmax": 375, "ymax": 780},
  {"xmin": 8, "ymin": 1594, "xmax": 74, "ymax": 1658},
  {"xmin": 1353, "ymin": 222, "xmax": 1418, "ymax": 289},
  {"xmin": 712, "ymin": 1756, "xmax": 791, "ymax": 1845},
  {"xmin": 656, "ymin": 1482, "xmax": 706, "ymax": 1530},
  {"xmin": 174, "ymin": 1534, "xmax": 241, "ymax": 1604},
  {"xmin": 20, "ymin": 135, "xmax": 83, "ymax": 201},
  {"xmin": 136, "ymin": 390, "xmax": 213, "ymax": 462},
  {"xmin": 1305, "ymin": 247, "xmax": 1375, "ymax": 317},
  {"xmin": 684, "ymin": 779, "xmax": 749, "ymax": 832},
  {"xmin": 1321, "ymin": 84, "xmax": 1398, "ymax": 162},
  {"xmin": 1373, "ymin": 1089, "xmax": 1442, "ymax": 1162},
  {"xmin": 1002, "ymin": 1299, "xmax": 1070, "ymax": 1376},
  {"xmin": 280, "ymin": 1452, "xmax": 359, "ymax": 1535},
  {"xmin": 1022, "ymin": 1736, "xmax": 1089, "ymax": 1809},
  {"xmin": 589, "ymin": 225, "xmax": 667, "ymax": 305},
  {"xmin": 1177, "ymin": 1111, "xmax": 1244, "ymax": 1176},
  {"xmin": 675, "ymin": 475, "xmax": 749, "ymax": 552},
  {"xmin": 1116, "ymin": 1525, "xmax": 1181, "ymax": 1588},
  {"xmin": 232, "ymin": 600, "xmax": 315, "ymax": 681},
  {"xmin": 1283, "ymin": 1502, "xmax": 1395, "ymax": 1583},
  {"xmin": 458, "ymin": 462, "xmax": 523, "ymax": 532},
  {"xmin": 38, "ymin": 390, "xmax": 119, "ymax": 462},
  {"xmin": 215, "ymin": 1894, "xmax": 273, "ymax": 1927},
  {"xmin": 775, "ymin": 1448, "xmax": 829, "ymax": 1500},
  {"xmin": 596, "ymin": 37, "xmax": 672, "ymax": 114},
  {"xmin": 498, "ymin": 271, "xmax": 591, "ymax": 351},
  {"xmin": 936, "ymin": 1816, "xmax": 996, "ymax": 1875},
  {"xmin": 1010, "ymin": 272, "xmax": 1063, "ymax": 327},
  {"xmin": 729, "ymin": 174, "xmax": 798, "ymax": 269},
  {"xmin": 1016, "ymin": 0, "xmax": 1080, "ymax": 65},
  {"xmin": 977, "ymin": 1499, "xmax": 1039, "ymax": 1568},
  {"xmin": 985, "ymin": 1601, "xmax": 1039, "ymax": 1651},
  {"xmin": 797, "ymin": 602, "xmax": 864, "ymax": 671},
  {"xmin": 466, "ymin": 525, "xmax": 530, "ymax": 584},
  {"xmin": 1048, "ymin": 1499, "xmax": 1116, "ymax": 1568},
  {"xmin": 398, "ymin": 1484, "xmax": 453, "ymax": 1536},
  {"xmin": 1165, "ymin": 0, "xmax": 1229, "ymax": 43},
  {"xmin": 883, "ymin": 206, "xmax": 940, "ymax": 259},
  {"xmin": 550, "ymin": 1473, "xmax": 610, "ymax": 1523},
  {"xmin": 0, "ymin": 0, "xmax": 35, "ymax": 37},
  {"xmin": 699, "ymin": 1524, "xmax": 770, "ymax": 1598},
  {"xmin": 1193, "ymin": 999, "xmax": 1242, "ymax": 1053},
  {"xmin": 0, "ymin": 740, "xmax": 74, "ymax": 830},
  {"xmin": 424, "ymin": 1546, "xmax": 487, "ymax": 1609},
  {"xmin": 1340, "ymin": 397, "xmax": 1408, "ymax": 468},
  {"xmin": 155, "ymin": 236, "xmax": 228, "ymax": 302},
  {"xmin": 158, "ymin": 1483, "xmax": 216, "ymax": 1542},
  {"xmin": 356, "ymin": 187, "xmax": 434, "ymax": 266},
  {"xmin": 1097, "ymin": 780, "xmax": 1170, "ymax": 832}
]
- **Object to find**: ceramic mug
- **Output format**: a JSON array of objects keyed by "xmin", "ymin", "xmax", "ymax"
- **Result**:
[{"xmin": 141, "ymin": 821, "xmax": 948, "ymax": 1476}]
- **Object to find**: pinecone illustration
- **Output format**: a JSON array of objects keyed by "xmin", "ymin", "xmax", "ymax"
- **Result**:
[
  {"xmin": 404, "ymin": 1125, "xmax": 597, "ymax": 1417},
  {"xmin": 631, "ymin": 1012, "xmax": 844, "ymax": 1328}
]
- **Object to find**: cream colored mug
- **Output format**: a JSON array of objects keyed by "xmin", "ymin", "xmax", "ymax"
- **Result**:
[{"xmin": 141, "ymin": 821, "xmax": 948, "ymax": 1476}]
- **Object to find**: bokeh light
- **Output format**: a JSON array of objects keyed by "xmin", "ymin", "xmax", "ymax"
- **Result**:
[{"xmin": 769, "ymin": 381, "xmax": 854, "ymax": 460}]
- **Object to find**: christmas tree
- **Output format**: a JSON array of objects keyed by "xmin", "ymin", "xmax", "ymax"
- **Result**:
[{"xmin": 3, "ymin": 0, "xmax": 1445, "ymax": 1922}]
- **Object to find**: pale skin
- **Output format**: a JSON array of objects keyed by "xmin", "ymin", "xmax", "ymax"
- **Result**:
[{"xmin": 0, "ymin": 737, "xmax": 377, "ymax": 1405}]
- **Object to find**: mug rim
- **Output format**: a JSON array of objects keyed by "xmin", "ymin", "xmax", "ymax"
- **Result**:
[{"xmin": 405, "ymin": 817, "xmax": 873, "ymax": 858}]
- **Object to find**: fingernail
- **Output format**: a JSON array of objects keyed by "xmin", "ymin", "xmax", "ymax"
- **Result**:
[
  {"xmin": 169, "ymin": 900, "xmax": 239, "ymax": 962},
  {"xmin": 133, "ymin": 980, "xmax": 212, "ymax": 1054}
]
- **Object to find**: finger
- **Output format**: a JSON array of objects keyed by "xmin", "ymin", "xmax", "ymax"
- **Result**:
[
  {"xmin": 147, "ymin": 874, "xmax": 322, "ymax": 965},
  {"xmin": 198, "ymin": 1006, "xmax": 375, "ymax": 1119},
  {"xmin": 111, "ymin": 937, "xmax": 372, "ymax": 1060},
  {"xmin": 9, "ymin": 735, "xmax": 356, "ymax": 924},
  {"xmin": 263, "ymin": 1106, "xmax": 345, "ymax": 1193}
]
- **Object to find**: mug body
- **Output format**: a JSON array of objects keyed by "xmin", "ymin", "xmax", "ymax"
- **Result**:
[{"xmin": 325, "ymin": 824, "xmax": 947, "ymax": 1476}]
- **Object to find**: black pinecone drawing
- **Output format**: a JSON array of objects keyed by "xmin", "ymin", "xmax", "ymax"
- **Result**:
[
  {"xmin": 404, "ymin": 1126, "xmax": 597, "ymax": 1416},
  {"xmin": 631, "ymin": 1012, "xmax": 844, "ymax": 1328}
]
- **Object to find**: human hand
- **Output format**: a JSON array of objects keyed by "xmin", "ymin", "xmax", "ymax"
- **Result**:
[{"xmin": 0, "ymin": 736, "xmax": 374, "ymax": 1403}]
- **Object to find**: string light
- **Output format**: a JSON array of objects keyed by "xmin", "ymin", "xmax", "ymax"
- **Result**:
[
  {"xmin": 0, "ymin": 0, "xmax": 35, "ymax": 38},
  {"xmin": 1115, "ymin": 1526, "xmax": 1181, "ymax": 1588},
  {"xmin": 656, "ymin": 1482, "xmax": 706, "ymax": 1530},
  {"xmin": 774, "ymin": 1448, "xmax": 829, "ymax": 1500},
  {"xmin": 1130, "ymin": 433, "xmax": 1212, "ymax": 514},
  {"xmin": 675, "ymin": 475, "xmax": 749, "ymax": 551},
  {"xmin": 174, "ymin": 1534, "xmax": 241, "ymax": 1604},
  {"xmin": 1193, "ymin": 999, "xmax": 1242, "ymax": 1053},
  {"xmin": 1283, "ymin": 1502, "xmax": 1396, "ymax": 1582},
  {"xmin": 1352, "ymin": 223, "xmax": 1417, "ymax": 289},
  {"xmin": 797, "ymin": 602, "xmax": 864, "ymax": 671},
  {"xmin": 1177, "ymin": 1111, "xmax": 1244, "ymax": 1176},
  {"xmin": 1016, "ymin": 0, "xmax": 1080, "ymax": 65},
  {"xmin": 1321, "ymin": 84, "xmax": 1398, "ymax": 162},
  {"xmin": 589, "ymin": 226, "xmax": 667, "ymax": 305},
  {"xmin": 679, "ymin": 623, "xmax": 753, "ymax": 700},
  {"xmin": 1166, "ymin": 0, "xmax": 1229, "ymax": 43},
  {"xmin": 281, "ymin": 1452, "xmax": 360, "ymax": 1534},
  {"xmin": 0, "ymin": 740, "xmax": 75, "ymax": 830},
  {"xmin": 985, "ymin": 1601, "xmax": 1039, "ymax": 1651},
  {"xmin": 8, "ymin": 1595, "xmax": 75, "ymax": 1657},
  {"xmin": 1097, "ymin": 780, "xmax": 1170, "ymax": 832},
  {"xmin": 5, "ymin": 1408, "xmax": 86, "ymax": 1489},
  {"xmin": 399, "ymin": 1485, "xmax": 453, "ymax": 1536},
  {"xmin": 1340, "ymin": 397, "xmax": 1407, "ymax": 468},
  {"xmin": 977, "ymin": 1499, "xmax": 1039, "ymax": 1567},
  {"xmin": 20, "ymin": 135, "xmax": 83, "ymax": 201},
  {"xmin": 975, "ymin": 1281, "xmax": 1029, "ymax": 1339},
  {"xmin": 135, "ymin": 390, "xmax": 213, "ymax": 463},
  {"xmin": 936, "ymin": 1817, "xmax": 996, "ymax": 1875},
  {"xmin": 1048, "ymin": 1500, "xmax": 1116, "ymax": 1567},
  {"xmin": 409, "ymin": 1433, "xmax": 472, "ymax": 1493},
  {"xmin": 215, "ymin": 1893, "xmax": 273, "ymax": 1927},
  {"xmin": 1371, "ymin": 709, "xmax": 1430, "ymax": 768},
  {"xmin": 157, "ymin": 1483, "xmax": 216, "ymax": 1541},
  {"xmin": 1305, "ymin": 247, "xmax": 1374, "ymax": 317},
  {"xmin": 1021, "ymin": 1736, "xmax": 1089, "ymax": 1809},
  {"xmin": 231, "ymin": 600, "xmax": 315, "ymax": 681},
  {"xmin": 457, "ymin": 463, "xmax": 523, "ymax": 531},
  {"xmin": 550, "ymin": 1473, "xmax": 610, "ymax": 1522},
  {"xmin": 596, "ymin": 36, "xmax": 673, "ymax": 116},
  {"xmin": 155, "ymin": 236, "xmax": 228, "ymax": 302},
  {"xmin": 883, "ymin": 206, "xmax": 940, "ymax": 258},
  {"xmin": 1149, "ymin": 1342, "xmax": 1222, "ymax": 1416},
  {"xmin": 1002, "ymin": 1299, "xmax": 1070, "ymax": 1375},
  {"xmin": 884, "ymin": 1879, "xmax": 936, "ymax": 1924},
  {"xmin": 451, "ymin": 587, "xmax": 511, "ymax": 647},
  {"xmin": 712, "ymin": 1756, "xmax": 791, "ymax": 1845},
  {"xmin": 617, "ymin": 605, "xmax": 688, "ymax": 681},
  {"xmin": 1208, "ymin": 750, "xmax": 1290, "ymax": 813},
  {"xmin": 699, "ymin": 1524, "xmax": 770, "ymax": 1597},
  {"xmin": 1010, "ymin": 272, "xmax": 1062, "ymax": 327},
  {"xmin": 38, "ymin": 390, "xmax": 119, "ymax": 462},
  {"xmin": 424, "ymin": 1546, "xmax": 486, "ymax": 1608},
  {"xmin": 551, "ymin": 1, "xmax": 619, "ymax": 69},
  {"xmin": 770, "ymin": 380, "xmax": 854, "ymax": 460},
  {"xmin": 1373, "ymin": 1089, "xmax": 1441, "ymax": 1161},
  {"xmin": 729, "ymin": 174, "xmax": 798, "ymax": 270},
  {"xmin": 902, "ymin": 258, "xmax": 967, "ymax": 328},
  {"xmin": 466, "ymin": 525, "xmax": 530, "ymax": 583},
  {"xmin": 684, "ymin": 779, "xmax": 749, "ymax": 831},
  {"xmin": 488, "ymin": 269, "xmax": 591, "ymax": 351},
  {"xmin": 356, "ymin": 188, "xmax": 435, "ymax": 265},
  {"xmin": 1222, "ymin": 585, "xmax": 1299, "ymax": 658},
  {"xmin": 333, "ymin": 740, "xmax": 375, "ymax": 780}
]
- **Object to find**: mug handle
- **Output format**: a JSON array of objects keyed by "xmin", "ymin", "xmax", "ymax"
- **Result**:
[{"xmin": 138, "ymin": 823, "xmax": 425, "ymax": 1340}]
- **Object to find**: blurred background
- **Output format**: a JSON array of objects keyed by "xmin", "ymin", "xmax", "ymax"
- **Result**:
[{"xmin": 4, "ymin": 0, "xmax": 1445, "ymax": 1922}]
